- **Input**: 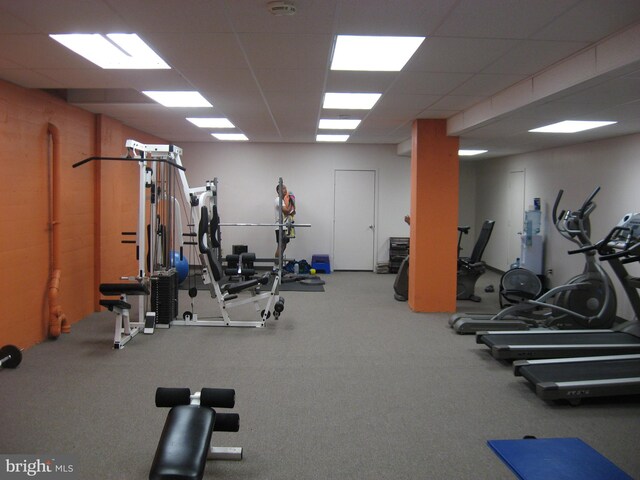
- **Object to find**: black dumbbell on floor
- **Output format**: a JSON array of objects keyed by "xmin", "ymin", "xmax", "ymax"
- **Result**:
[{"xmin": 0, "ymin": 345, "xmax": 22, "ymax": 369}]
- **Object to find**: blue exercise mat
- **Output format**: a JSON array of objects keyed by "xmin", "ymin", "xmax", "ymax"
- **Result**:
[{"xmin": 488, "ymin": 437, "xmax": 633, "ymax": 480}]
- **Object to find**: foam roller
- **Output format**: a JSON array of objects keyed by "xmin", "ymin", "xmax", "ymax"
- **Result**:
[
  {"xmin": 155, "ymin": 387, "xmax": 191, "ymax": 407},
  {"xmin": 200, "ymin": 388, "xmax": 235, "ymax": 408},
  {"xmin": 213, "ymin": 413, "xmax": 240, "ymax": 432}
]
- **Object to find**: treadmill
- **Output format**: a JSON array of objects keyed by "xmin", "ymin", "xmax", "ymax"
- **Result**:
[
  {"xmin": 477, "ymin": 214, "xmax": 640, "ymax": 362},
  {"xmin": 513, "ymin": 354, "xmax": 640, "ymax": 404}
]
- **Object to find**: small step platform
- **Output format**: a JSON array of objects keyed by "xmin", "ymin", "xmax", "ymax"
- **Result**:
[{"xmin": 311, "ymin": 254, "xmax": 331, "ymax": 274}]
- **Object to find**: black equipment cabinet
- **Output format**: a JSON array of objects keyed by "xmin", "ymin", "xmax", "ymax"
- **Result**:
[{"xmin": 389, "ymin": 237, "xmax": 409, "ymax": 274}]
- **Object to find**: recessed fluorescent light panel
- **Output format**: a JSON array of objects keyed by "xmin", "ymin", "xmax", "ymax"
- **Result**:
[
  {"xmin": 323, "ymin": 93, "xmax": 381, "ymax": 110},
  {"xmin": 212, "ymin": 133, "xmax": 248, "ymax": 141},
  {"xmin": 187, "ymin": 117, "xmax": 235, "ymax": 128},
  {"xmin": 143, "ymin": 91, "xmax": 212, "ymax": 108},
  {"xmin": 459, "ymin": 149, "xmax": 488, "ymax": 156},
  {"xmin": 50, "ymin": 33, "xmax": 169, "ymax": 69},
  {"xmin": 529, "ymin": 120, "xmax": 617, "ymax": 133},
  {"xmin": 316, "ymin": 134, "xmax": 349, "ymax": 142},
  {"xmin": 318, "ymin": 119, "xmax": 361, "ymax": 130},
  {"xmin": 331, "ymin": 35, "xmax": 425, "ymax": 71}
]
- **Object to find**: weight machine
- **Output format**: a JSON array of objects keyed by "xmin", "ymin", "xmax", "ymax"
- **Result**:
[
  {"xmin": 76, "ymin": 144, "xmax": 309, "ymax": 344},
  {"xmin": 74, "ymin": 141, "xmax": 190, "ymax": 346},
  {"xmin": 177, "ymin": 177, "xmax": 311, "ymax": 327}
]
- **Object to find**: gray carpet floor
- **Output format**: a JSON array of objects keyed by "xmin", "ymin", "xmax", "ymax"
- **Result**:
[{"xmin": 1, "ymin": 271, "xmax": 639, "ymax": 479}]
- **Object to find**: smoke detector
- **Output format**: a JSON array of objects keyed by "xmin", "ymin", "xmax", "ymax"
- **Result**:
[{"xmin": 267, "ymin": 1, "xmax": 296, "ymax": 16}]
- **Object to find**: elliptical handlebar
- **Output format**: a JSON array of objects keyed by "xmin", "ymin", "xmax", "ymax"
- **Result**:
[
  {"xmin": 553, "ymin": 186, "xmax": 601, "ymax": 248},
  {"xmin": 551, "ymin": 189, "xmax": 564, "ymax": 225},
  {"xmin": 567, "ymin": 241, "xmax": 601, "ymax": 256},
  {"xmin": 578, "ymin": 186, "xmax": 601, "ymax": 219}
]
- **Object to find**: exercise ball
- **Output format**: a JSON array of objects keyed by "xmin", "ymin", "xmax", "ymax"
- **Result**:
[{"xmin": 171, "ymin": 251, "xmax": 189, "ymax": 284}]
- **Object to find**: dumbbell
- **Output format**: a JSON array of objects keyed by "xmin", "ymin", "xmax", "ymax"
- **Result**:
[{"xmin": 0, "ymin": 345, "xmax": 22, "ymax": 369}]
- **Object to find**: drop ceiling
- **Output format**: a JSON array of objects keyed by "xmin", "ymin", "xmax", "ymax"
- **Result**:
[{"xmin": 1, "ymin": 0, "xmax": 640, "ymax": 159}]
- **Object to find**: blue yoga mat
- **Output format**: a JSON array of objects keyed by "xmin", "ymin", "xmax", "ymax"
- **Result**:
[{"xmin": 488, "ymin": 437, "xmax": 633, "ymax": 480}]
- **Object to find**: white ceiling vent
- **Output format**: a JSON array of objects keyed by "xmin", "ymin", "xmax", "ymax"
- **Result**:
[{"xmin": 267, "ymin": 1, "xmax": 296, "ymax": 16}]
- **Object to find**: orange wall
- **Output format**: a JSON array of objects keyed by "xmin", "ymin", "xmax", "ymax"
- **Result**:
[{"xmin": 0, "ymin": 79, "xmax": 165, "ymax": 348}]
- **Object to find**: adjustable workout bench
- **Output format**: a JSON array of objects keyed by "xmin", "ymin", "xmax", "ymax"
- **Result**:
[
  {"xmin": 99, "ymin": 282, "xmax": 149, "ymax": 349},
  {"xmin": 149, "ymin": 387, "xmax": 242, "ymax": 480}
]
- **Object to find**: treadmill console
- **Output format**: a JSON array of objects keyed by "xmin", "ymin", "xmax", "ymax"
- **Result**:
[{"xmin": 609, "ymin": 213, "xmax": 640, "ymax": 250}]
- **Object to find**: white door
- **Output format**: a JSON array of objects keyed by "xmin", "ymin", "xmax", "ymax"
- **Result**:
[
  {"xmin": 507, "ymin": 170, "xmax": 525, "ymax": 270},
  {"xmin": 333, "ymin": 170, "xmax": 375, "ymax": 270}
]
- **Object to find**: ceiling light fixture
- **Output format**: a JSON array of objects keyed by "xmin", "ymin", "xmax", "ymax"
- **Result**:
[
  {"xmin": 316, "ymin": 134, "xmax": 349, "ymax": 142},
  {"xmin": 187, "ymin": 117, "xmax": 235, "ymax": 128},
  {"xmin": 323, "ymin": 93, "xmax": 381, "ymax": 110},
  {"xmin": 529, "ymin": 120, "xmax": 617, "ymax": 133},
  {"xmin": 331, "ymin": 35, "xmax": 425, "ymax": 71},
  {"xmin": 50, "ymin": 33, "xmax": 170, "ymax": 69},
  {"xmin": 318, "ymin": 119, "xmax": 361, "ymax": 130},
  {"xmin": 212, "ymin": 133, "xmax": 248, "ymax": 141},
  {"xmin": 143, "ymin": 91, "xmax": 212, "ymax": 108},
  {"xmin": 458, "ymin": 149, "xmax": 488, "ymax": 156}
]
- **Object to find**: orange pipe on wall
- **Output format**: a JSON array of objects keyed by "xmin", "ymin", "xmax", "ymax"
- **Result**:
[{"xmin": 47, "ymin": 123, "xmax": 70, "ymax": 338}]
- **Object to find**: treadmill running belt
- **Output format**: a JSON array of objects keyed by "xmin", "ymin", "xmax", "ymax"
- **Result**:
[
  {"xmin": 519, "ymin": 358, "xmax": 640, "ymax": 384},
  {"xmin": 482, "ymin": 332, "xmax": 640, "ymax": 348}
]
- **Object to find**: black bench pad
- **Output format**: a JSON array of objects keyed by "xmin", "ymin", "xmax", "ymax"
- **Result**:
[
  {"xmin": 99, "ymin": 299, "xmax": 131, "ymax": 310},
  {"xmin": 100, "ymin": 282, "xmax": 149, "ymax": 296},
  {"xmin": 149, "ymin": 405, "xmax": 215, "ymax": 480},
  {"xmin": 225, "ymin": 274, "xmax": 269, "ymax": 295}
]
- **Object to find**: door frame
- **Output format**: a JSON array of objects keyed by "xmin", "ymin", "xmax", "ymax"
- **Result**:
[{"xmin": 332, "ymin": 169, "xmax": 377, "ymax": 271}]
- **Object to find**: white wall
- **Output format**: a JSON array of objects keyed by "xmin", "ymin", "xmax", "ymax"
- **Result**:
[
  {"xmin": 468, "ymin": 132, "xmax": 640, "ymax": 320},
  {"xmin": 458, "ymin": 161, "xmax": 477, "ymax": 255},
  {"xmin": 180, "ymin": 142, "xmax": 411, "ymax": 269}
]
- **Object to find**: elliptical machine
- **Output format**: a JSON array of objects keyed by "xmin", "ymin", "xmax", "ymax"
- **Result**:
[{"xmin": 451, "ymin": 187, "xmax": 618, "ymax": 333}]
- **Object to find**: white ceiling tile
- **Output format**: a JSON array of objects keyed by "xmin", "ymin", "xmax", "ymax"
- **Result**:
[
  {"xmin": 391, "ymin": 72, "xmax": 473, "ymax": 95},
  {"xmin": 334, "ymin": 0, "xmax": 458, "ymax": 36},
  {"xmin": 532, "ymin": 0, "xmax": 640, "ymax": 42},
  {"xmin": 0, "ymin": 0, "xmax": 639, "ymax": 156},
  {"xmin": 449, "ymin": 73, "xmax": 528, "ymax": 97},
  {"xmin": 325, "ymin": 71, "xmax": 396, "ymax": 93},
  {"xmin": 238, "ymin": 33, "xmax": 333, "ymax": 70},
  {"xmin": 256, "ymin": 69, "xmax": 327, "ymax": 93},
  {"xmin": 434, "ymin": 0, "xmax": 577, "ymax": 39},
  {"xmin": 409, "ymin": 36, "xmax": 519, "ymax": 73},
  {"xmin": 226, "ymin": 0, "xmax": 337, "ymax": 34},
  {"xmin": 483, "ymin": 40, "xmax": 590, "ymax": 75},
  {"xmin": 145, "ymin": 33, "xmax": 248, "ymax": 70}
]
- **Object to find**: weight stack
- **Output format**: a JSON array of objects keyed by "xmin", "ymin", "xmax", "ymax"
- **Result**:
[{"xmin": 151, "ymin": 269, "xmax": 178, "ymax": 326}]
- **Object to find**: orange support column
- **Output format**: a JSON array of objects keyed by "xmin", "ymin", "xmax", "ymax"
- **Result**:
[{"xmin": 409, "ymin": 119, "xmax": 459, "ymax": 312}]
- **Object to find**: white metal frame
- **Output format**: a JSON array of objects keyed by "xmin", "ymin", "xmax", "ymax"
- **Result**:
[{"xmin": 110, "ymin": 294, "xmax": 141, "ymax": 349}]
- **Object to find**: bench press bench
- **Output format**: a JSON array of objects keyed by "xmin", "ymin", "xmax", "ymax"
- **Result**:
[
  {"xmin": 149, "ymin": 387, "xmax": 242, "ymax": 480},
  {"xmin": 99, "ymin": 282, "xmax": 149, "ymax": 349}
]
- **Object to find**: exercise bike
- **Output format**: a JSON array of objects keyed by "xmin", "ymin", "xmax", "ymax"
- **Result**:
[
  {"xmin": 456, "ymin": 220, "xmax": 495, "ymax": 302},
  {"xmin": 451, "ymin": 187, "xmax": 618, "ymax": 333},
  {"xmin": 393, "ymin": 220, "xmax": 494, "ymax": 302}
]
